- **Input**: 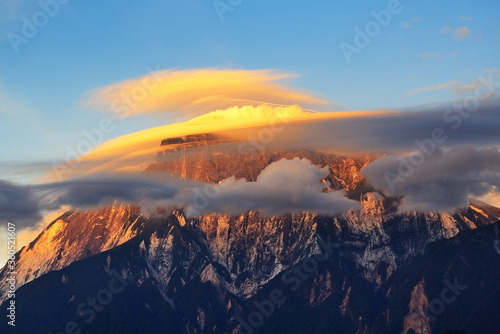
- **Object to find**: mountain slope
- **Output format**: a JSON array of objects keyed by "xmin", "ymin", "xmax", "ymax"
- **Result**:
[
  {"xmin": 374, "ymin": 221, "xmax": 500, "ymax": 334},
  {"xmin": 0, "ymin": 205, "xmax": 159, "ymax": 303},
  {"xmin": 3, "ymin": 214, "xmax": 499, "ymax": 333}
]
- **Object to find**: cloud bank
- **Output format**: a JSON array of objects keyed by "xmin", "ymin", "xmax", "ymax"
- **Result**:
[
  {"xmin": 0, "ymin": 180, "xmax": 42, "ymax": 227},
  {"xmin": 0, "ymin": 174, "xmax": 181, "ymax": 228},
  {"xmin": 362, "ymin": 146, "xmax": 500, "ymax": 212}
]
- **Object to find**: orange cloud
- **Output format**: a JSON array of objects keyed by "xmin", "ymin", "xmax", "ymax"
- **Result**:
[
  {"xmin": 48, "ymin": 105, "xmax": 310, "ymax": 180},
  {"xmin": 47, "ymin": 101, "xmax": 500, "ymax": 183},
  {"xmin": 47, "ymin": 104, "xmax": 390, "ymax": 181},
  {"xmin": 83, "ymin": 68, "xmax": 328, "ymax": 118}
]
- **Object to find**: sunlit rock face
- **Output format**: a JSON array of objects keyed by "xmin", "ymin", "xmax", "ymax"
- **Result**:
[{"xmin": 0, "ymin": 205, "xmax": 153, "ymax": 303}]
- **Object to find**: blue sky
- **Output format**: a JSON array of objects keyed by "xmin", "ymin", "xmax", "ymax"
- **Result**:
[{"xmin": 0, "ymin": 0, "xmax": 499, "ymax": 169}]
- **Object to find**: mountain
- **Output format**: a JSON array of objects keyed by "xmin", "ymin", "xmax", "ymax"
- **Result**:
[
  {"xmin": 2, "ymin": 209, "xmax": 499, "ymax": 333},
  {"xmin": 2, "ymin": 141, "xmax": 500, "ymax": 333}
]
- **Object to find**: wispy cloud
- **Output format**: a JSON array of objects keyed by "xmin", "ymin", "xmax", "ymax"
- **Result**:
[
  {"xmin": 441, "ymin": 25, "xmax": 453, "ymax": 34},
  {"xmin": 460, "ymin": 16, "xmax": 473, "ymax": 21},
  {"xmin": 401, "ymin": 17, "xmax": 420, "ymax": 29},
  {"xmin": 418, "ymin": 52, "xmax": 441, "ymax": 60},
  {"xmin": 406, "ymin": 74, "xmax": 500, "ymax": 97},
  {"xmin": 406, "ymin": 81, "xmax": 460, "ymax": 95},
  {"xmin": 484, "ymin": 67, "xmax": 500, "ymax": 78}
]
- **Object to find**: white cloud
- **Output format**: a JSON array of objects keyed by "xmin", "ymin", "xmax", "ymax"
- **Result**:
[
  {"xmin": 460, "ymin": 16, "xmax": 473, "ymax": 21},
  {"xmin": 186, "ymin": 158, "xmax": 360, "ymax": 216},
  {"xmin": 401, "ymin": 23, "xmax": 413, "ymax": 29}
]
